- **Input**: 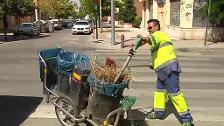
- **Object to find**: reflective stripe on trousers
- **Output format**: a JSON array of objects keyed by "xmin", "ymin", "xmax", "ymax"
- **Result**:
[
  {"xmin": 154, "ymin": 91, "xmax": 190, "ymax": 116},
  {"xmin": 154, "ymin": 90, "xmax": 167, "ymax": 111},
  {"xmin": 170, "ymin": 92, "xmax": 189, "ymax": 114}
]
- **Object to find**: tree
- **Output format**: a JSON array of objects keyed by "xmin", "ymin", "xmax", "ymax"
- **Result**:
[
  {"xmin": 118, "ymin": 0, "xmax": 136, "ymax": 23},
  {"xmin": 101, "ymin": 0, "xmax": 110, "ymax": 16},
  {"xmin": 0, "ymin": 0, "xmax": 34, "ymax": 39},
  {"xmin": 41, "ymin": 0, "xmax": 77, "ymax": 19},
  {"xmin": 199, "ymin": 0, "xmax": 224, "ymax": 27},
  {"xmin": 80, "ymin": 0, "xmax": 96, "ymax": 17}
]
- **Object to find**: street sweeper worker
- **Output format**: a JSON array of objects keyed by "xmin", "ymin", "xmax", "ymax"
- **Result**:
[{"xmin": 129, "ymin": 19, "xmax": 193, "ymax": 126}]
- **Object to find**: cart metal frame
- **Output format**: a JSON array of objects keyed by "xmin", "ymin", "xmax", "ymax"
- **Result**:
[{"xmin": 38, "ymin": 48, "xmax": 135, "ymax": 126}]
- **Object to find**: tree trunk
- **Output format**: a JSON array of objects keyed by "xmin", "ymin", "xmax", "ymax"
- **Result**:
[{"xmin": 3, "ymin": 13, "xmax": 8, "ymax": 41}]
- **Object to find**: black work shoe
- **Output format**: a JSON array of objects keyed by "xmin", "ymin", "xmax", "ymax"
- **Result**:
[{"xmin": 145, "ymin": 110, "xmax": 163, "ymax": 120}]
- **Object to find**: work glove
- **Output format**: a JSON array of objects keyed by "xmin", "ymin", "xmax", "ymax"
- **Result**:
[{"xmin": 129, "ymin": 48, "xmax": 135, "ymax": 57}]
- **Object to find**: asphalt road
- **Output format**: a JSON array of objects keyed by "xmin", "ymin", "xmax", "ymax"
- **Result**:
[
  {"xmin": 0, "ymin": 29, "xmax": 96, "ymax": 126},
  {"xmin": 1, "ymin": 29, "xmax": 224, "ymax": 126}
]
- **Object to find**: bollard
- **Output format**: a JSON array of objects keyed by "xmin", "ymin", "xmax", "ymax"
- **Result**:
[{"xmin": 120, "ymin": 34, "xmax": 125, "ymax": 48}]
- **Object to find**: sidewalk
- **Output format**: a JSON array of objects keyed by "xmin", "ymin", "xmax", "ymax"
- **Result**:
[{"xmin": 90, "ymin": 27, "xmax": 224, "ymax": 51}]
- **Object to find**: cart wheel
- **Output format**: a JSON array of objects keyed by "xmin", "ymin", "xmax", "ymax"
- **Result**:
[
  {"xmin": 55, "ymin": 94, "xmax": 78, "ymax": 126},
  {"xmin": 46, "ymin": 91, "xmax": 50, "ymax": 103}
]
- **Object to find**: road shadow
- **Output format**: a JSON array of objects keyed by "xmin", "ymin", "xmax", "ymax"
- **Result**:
[
  {"xmin": 0, "ymin": 34, "xmax": 51, "ymax": 43},
  {"xmin": 118, "ymin": 108, "xmax": 148, "ymax": 126},
  {"xmin": 118, "ymin": 100, "xmax": 182, "ymax": 126},
  {"xmin": 0, "ymin": 95, "xmax": 43, "ymax": 126}
]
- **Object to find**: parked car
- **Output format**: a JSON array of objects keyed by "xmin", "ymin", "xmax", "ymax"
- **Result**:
[
  {"xmin": 62, "ymin": 19, "xmax": 73, "ymax": 28},
  {"xmin": 72, "ymin": 20, "xmax": 92, "ymax": 35},
  {"xmin": 49, "ymin": 19, "xmax": 63, "ymax": 30},
  {"xmin": 87, "ymin": 19, "xmax": 94, "ymax": 33},
  {"xmin": 34, "ymin": 20, "xmax": 49, "ymax": 33},
  {"xmin": 14, "ymin": 23, "xmax": 40, "ymax": 36}
]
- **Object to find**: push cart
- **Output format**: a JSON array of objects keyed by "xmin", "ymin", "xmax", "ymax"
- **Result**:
[{"xmin": 38, "ymin": 48, "xmax": 136, "ymax": 126}]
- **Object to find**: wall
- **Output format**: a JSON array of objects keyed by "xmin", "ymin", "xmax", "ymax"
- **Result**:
[
  {"xmin": 166, "ymin": 25, "xmax": 224, "ymax": 41},
  {"xmin": 140, "ymin": 1, "xmax": 146, "ymax": 29},
  {"xmin": 6, "ymin": 16, "xmax": 16, "ymax": 27},
  {"xmin": 164, "ymin": 0, "xmax": 170, "ymax": 26},
  {"xmin": 157, "ymin": 3, "xmax": 165, "ymax": 30},
  {"xmin": 165, "ymin": 0, "xmax": 208, "ymax": 40},
  {"xmin": 180, "ymin": 0, "xmax": 193, "ymax": 28},
  {"xmin": 20, "ymin": 16, "xmax": 35, "ymax": 23},
  {"xmin": 134, "ymin": 0, "xmax": 143, "ymax": 18},
  {"xmin": 165, "ymin": 25, "xmax": 205, "ymax": 40},
  {"xmin": 140, "ymin": 0, "xmax": 153, "ymax": 29},
  {"xmin": 152, "ymin": 0, "xmax": 158, "ymax": 18}
]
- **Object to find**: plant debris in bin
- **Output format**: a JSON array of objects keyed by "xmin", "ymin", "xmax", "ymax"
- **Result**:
[{"xmin": 90, "ymin": 57, "xmax": 131, "ymax": 83}]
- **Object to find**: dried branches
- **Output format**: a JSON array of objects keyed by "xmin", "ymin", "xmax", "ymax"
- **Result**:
[{"xmin": 90, "ymin": 57, "xmax": 131, "ymax": 83}]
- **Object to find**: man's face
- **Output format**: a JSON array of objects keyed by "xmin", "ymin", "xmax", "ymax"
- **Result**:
[{"xmin": 147, "ymin": 22, "xmax": 158, "ymax": 34}]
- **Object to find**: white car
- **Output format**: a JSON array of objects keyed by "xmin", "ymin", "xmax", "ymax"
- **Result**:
[
  {"xmin": 49, "ymin": 19, "xmax": 63, "ymax": 30},
  {"xmin": 72, "ymin": 20, "xmax": 91, "ymax": 35}
]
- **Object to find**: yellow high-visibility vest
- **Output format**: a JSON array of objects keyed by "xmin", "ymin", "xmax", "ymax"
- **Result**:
[{"xmin": 148, "ymin": 31, "xmax": 177, "ymax": 70}]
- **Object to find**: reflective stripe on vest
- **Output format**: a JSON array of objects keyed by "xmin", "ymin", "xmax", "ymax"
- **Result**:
[
  {"xmin": 149, "ymin": 35, "xmax": 177, "ymax": 70},
  {"xmin": 151, "ymin": 42, "xmax": 173, "ymax": 54}
]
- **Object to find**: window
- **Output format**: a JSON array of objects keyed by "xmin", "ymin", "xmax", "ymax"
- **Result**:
[
  {"xmin": 75, "ymin": 22, "xmax": 89, "ymax": 25},
  {"xmin": 170, "ymin": 0, "xmax": 180, "ymax": 26},
  {"xmin": 22, "ymin": 24, "xmax": 32, "ymax": 27},
  {"xmin": 193, "ymin": 0, "xmax": 207, "ymax": 27},
  {"xmin": 157, "ymin": 0, "xmax": 165, "ymax": 4}
]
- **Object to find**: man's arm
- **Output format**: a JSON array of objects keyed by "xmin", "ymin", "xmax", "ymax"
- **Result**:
[
  {"xmin": 142, "ymin": 36, "xmax": 152, "ymax": 45},
  {"xmin": 132, "ymin": 35, "xmax": 152, "ymax": 49}
]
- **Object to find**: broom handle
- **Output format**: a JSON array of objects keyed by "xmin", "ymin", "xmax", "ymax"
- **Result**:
[
  {"xmin": 113, "ymin": 36, "xmax": 142, "ymax": 83},
  {"xmin": 113, "ymin": 56, "xmax": 132, "ymax": 83}
]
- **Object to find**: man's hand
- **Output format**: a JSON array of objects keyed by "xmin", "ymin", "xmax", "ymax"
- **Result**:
[
  {"xmin": 129, "ymin": 48, "xmax": 135, "ymax": 57},
  {"xmin": 137, "ymin": 34, "xmax": 142, "ymax": 38}
]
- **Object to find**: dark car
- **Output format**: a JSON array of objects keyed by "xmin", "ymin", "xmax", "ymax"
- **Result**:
[{"xmin": 14, "ymin": 23, "xmax": 40, "ymax": 36}]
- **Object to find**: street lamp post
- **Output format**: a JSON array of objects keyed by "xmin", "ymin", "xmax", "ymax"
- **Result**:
[
  {"xmin": 95, "ymin": 5, "xmax": 98, "ymax": 40},
  {"xmin": 100, "ymin": 0, "xmax": 102, "ymax": 33},
  {"xmin": 111, "ymin": 0, "xmax": 115, "ymax": 45},
  {"xmin": 35, "ymin": 6, "xmax": 38, "ymax": 21}
]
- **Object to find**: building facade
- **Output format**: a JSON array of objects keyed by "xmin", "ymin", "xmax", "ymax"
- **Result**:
[
  {"xmin": 134, "ymin": 0, "xmax": 143, "ymax": 18},
  {"xmin": 138, "ymin": 0, "xmax": 207, "ymax": 40}
]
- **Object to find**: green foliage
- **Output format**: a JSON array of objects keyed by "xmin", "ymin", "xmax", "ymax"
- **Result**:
[
  {"xmin": 102, "ymin": 0, "xmax": 110, "ymax": 16},
  {"xmin": 80, "ymin": 0, "xmax": 122, "ymax": 17},
  {"xmin": 41, "ymin": 0, "xmax": 77, "ymax": 19},
  {"xmin": 0, "ymin": 10, "xmax": 3, "ymax": 19},
  {"xmin": 80, "ymin": 0, "xmax": 96, "ymax": 17},
  {"xmin": 76, "ymin": 8, "xmax": 86, "ymax": 18},
  {"xmin": 132, "ymin": 16, "xmax": 142, "ymax": 28},
  {"xmin": 118, "ymin": 0, "xmax": 136, "ymax": 23},
  {"xmin": 1, "ymin": 0, "xmax": 34, "ymax": 16},
  {"xmin": 199, "ymin": 0, "xmax": 224, "ymax": 26}
]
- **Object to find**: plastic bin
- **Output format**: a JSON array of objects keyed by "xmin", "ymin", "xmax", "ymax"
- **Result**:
[
  {"xmin": 87, "ymin": 75, "xmax": 129, "ymax": 124},
  {"xmin": 56, "ymin": 51, "xmax": 91, "ymax": 113}
]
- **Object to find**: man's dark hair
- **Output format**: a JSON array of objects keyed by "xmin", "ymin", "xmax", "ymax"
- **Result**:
[{"xmin": 147, "ymin": 19, "xmax": 160, "ymax": 30}]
